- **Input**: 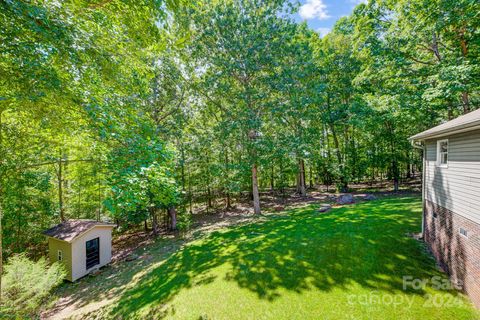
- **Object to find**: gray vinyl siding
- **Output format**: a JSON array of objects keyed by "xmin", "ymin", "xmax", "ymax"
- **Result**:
[{"xmin": 425, "ymin": 129, "xmax": 480, "ymax": 224}]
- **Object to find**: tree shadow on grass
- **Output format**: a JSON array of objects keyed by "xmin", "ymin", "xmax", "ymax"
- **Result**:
[{"xmin": 107, "ymin": 197, "xmax": 458, "ymax": 318}]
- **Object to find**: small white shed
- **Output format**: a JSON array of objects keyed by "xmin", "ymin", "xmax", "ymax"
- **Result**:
[{"xmin": 44, "ymin": 220, "xmax": 116, "ymax": 281}]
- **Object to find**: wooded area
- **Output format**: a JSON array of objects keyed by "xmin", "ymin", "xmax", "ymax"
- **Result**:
[{"xmin": 0, "ymin": 0, "xmax": 478, "ymax": 272}]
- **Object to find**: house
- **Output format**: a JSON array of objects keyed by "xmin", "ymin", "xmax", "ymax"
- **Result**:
[
  {"xmin": 410, "ymin": 108, "xmax": 480, "ymax": 308},
  {"xmin": 43, "ymin": 220, "xmax": 116, "ymax": 281}
]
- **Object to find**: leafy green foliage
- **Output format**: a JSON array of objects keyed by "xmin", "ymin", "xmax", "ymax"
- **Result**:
[
  {"xmin": 1, "ymin": 253, "xmax": 66, "ymax": 317},
  {"xmin": 106, "ymin": 162, "xmax": 179, "ymax": 223},
  {"xmin": 0, "ymin": 0, "xmax": 478, "ymax": 267},
  {"xmin": 0, "ymin": 0, "xmax": 181, "ymax": 253}
]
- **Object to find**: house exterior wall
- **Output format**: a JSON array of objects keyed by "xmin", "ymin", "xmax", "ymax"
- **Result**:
[
  {"xmin": 70, "ymin": 226, "xmax": 113, "ymax": 281},
  {"xmin": 423, "ymin": 129, "xmax": 480, "ymax": 308},
  {"xmin": 48, "ymin": 238, "xmax": 73, "ymax": 281},
  {"xmin": 424, "ymin": 200, "xmax": 480, "ymax": 308},
  {"xmin": 424, "ymin": 130, "xmax": 480, "ymax": 224}
]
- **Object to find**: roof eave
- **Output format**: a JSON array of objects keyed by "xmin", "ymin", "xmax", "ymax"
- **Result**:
[
  {"xmin": 45, "ymin": 235, "xmax": 72, "ymax": 243},
  {"xmin": 409, "ymin": 122, "xmax": 480, "ymax": 142},
  {"xmin": 44, "ymin": 223, "xmax": 116, "ymax": 242}
]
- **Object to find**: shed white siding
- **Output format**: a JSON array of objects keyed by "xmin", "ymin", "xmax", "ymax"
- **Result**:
[
  {"xmin": 425, "ymin": 129, "xmax": 480, "ymax": 224},
  {"xmin": 70, "ymin": 226, "xmax": 113, "ymax": 281}
]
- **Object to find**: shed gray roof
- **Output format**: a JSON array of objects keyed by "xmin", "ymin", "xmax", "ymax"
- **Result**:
[
  {"xmin": 410, "ymin": 108, "xmax": 480, "ymax": 141},
  {"xmin": 43, "ymin": 220, "xmax": 115, "ymax": 242}
]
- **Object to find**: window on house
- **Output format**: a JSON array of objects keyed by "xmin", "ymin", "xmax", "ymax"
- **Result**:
[
  {"xmin": 57, "ymin": 250, "xmax": 63, "ymax": 261},
  {"xmin": 459, "ymin": 228, "xmax": 468, "ymax": 238},
  {"xmin": 433, "ymin": 212, "xmax": 438, "ymax": 219},
  {"xmin": 437, "ymin": 139, "xmax": 448, "ymax": 166}
]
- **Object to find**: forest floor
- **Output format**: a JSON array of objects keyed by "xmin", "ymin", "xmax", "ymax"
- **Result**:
[{"xmin": 42, "ymin": 184, "xmax": 479, "ymax": 320}]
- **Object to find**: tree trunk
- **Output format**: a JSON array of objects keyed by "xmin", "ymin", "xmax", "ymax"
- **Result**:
[
  {"xmin": 270, "ymin": 165, "xmax": 274, "ymax": 192},
  {"xmin": 180, "ymin": 142, "xmax": 187, "ymax": 214},
  {"xmin": 252, "ymin": 163, "xmax": 261, "ymax": 214},
  {"xmin": 459, "ymin": 31, "xmax": 470, "ymax": 114},
  {"xmin": 168, "ymin": 207, "xmax": 177, "ymax": 231},
  {"xmin": 207, "ymin": 186, "xmax": 212, "ymax": 208},
  {"xmin": 326, "ymin": 96, "xmax": 348, "ymax": 193},
  {"xmin": 462, "ymin": 92, "xmax": 470, "ymax": 114},
  {"xmin": 180, "ymin": 144, "xmax": 186, "ymax": 191},
  {"xmin": 226, "ymin": 191, "xmax": 231, "ymax": 209},
  {"xmin": 205, "ymin": 193, "xmax": 209, "ymax": 214},
  {"xmin": 297, "ymin": 158, "xmax": 306, "ymax": 197},
  {"xmin": 309, "ymin": 164, "xmax": 313, "ymax": 189},
  {"xmin": 448, "ymin": 101, "xmax": 454, "ymax": 120},
  {"xmin": 432, "ymin": 32, "xmax": 442, "ymax": 62},
  {"xmin": 351, "ymin": 127, "xmax": 358, "ymax": 183},
  {"xmin": 329, "ymin": 123, "xmax": 348, "ymax": 192},
  {"xmin": 63, "ymin": 156, "xmax": 69, "ymax": 215},
  {"xmin": 163, "ymin": 209, "xmax": 168, "ymax": 229},
  {"xmin": 188, "ymin": 167, "xmax": 193, "ymax": 214},
  {"xmin": 295, "ymin": 172, "xmax": 300, "ymax": 193},
  {"xmin": 387, "ymin": 121, "xmax": 400, "ymax": 192},
  {"xmin": 225, "ymin": 149, "xmax": 231, "ymax": 209},
  {"xmin": 392, "ymin": 159, "xmax": 400, "ymax": 192},
  {"xmin": 151, "ymin": 207, "xmax": 159, "ymax": 236},
  {"xmin": 406, "ymin": 152, "xmax": 411, "ymax": 179},
  {"xmin": 279, "ymin": 160, "xmax": 286, "ymax": 202},
  {"xmin": 58, "ymin": 157, "xmax": 65, "ymax": 222}
]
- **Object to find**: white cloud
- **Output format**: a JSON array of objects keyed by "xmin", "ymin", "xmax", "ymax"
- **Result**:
[
  {"xmin": 350, "ymin": 0, "xmax": 367, "ymax": 4},
  {"xmin": 316, "ymin": 27, "xmax": 331, "ymax": 38},
  {"xmin": 299, "ymin": 0, "xmax": 330, "ymax": 20}
]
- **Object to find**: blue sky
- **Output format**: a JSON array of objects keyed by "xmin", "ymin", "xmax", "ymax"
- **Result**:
[{"xmin": 291, "ymin": 0, "xmax": 366, "ymax": 37}]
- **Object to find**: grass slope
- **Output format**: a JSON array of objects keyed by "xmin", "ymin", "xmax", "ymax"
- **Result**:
[{"xmin": 72, "ymin": 197, "xmax": 480, "ymax": 319}]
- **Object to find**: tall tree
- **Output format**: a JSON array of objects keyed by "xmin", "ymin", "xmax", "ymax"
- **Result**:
[{"xmin": 186, "ymin": 0, "xmax": 298, "ymax": 213}]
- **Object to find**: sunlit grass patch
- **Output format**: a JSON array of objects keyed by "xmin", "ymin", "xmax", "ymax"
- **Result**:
[{"xmin": 84, "ymin": 197, "xmax": 480, "ymax": 319}]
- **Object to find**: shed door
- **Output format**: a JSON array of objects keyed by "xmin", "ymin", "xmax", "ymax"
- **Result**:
[{"xmin": 86, "ymin": 237, "xmax": 100, "ymax": 269}]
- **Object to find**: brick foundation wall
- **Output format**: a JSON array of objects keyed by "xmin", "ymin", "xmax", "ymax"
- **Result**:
[{"xmin": 424, "ymin": 200, "xmax": 480, "ymax": 308}]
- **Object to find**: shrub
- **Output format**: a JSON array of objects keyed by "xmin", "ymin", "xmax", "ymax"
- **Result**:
[{"xmin": 1, "ymin": 253, "xmax": 66, "ymax": 317}]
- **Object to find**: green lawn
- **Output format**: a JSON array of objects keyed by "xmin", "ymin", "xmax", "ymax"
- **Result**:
[{"xmin": 67, "ymin": 197, "xmax": 479, "ymax": 319}]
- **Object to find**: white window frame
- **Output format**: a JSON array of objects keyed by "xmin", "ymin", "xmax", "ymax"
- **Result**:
[
  {"xmin": 436, "ymin": 139, "xmax": 449, "ymax": 168},
  {"xmin": 57, "ymin": 250, "xmax": 63, "ymax": 261}
]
